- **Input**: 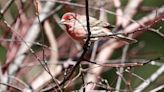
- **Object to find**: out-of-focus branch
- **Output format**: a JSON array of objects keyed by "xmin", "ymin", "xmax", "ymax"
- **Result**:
[
  {"xmin": 29, "ymin": 0, "xmax": 61, "ymax": 91},
  {"xmin": 0, "ymin": 82, "xmax": 23, "ymax": 91},
  {"xmin": 150, "ymin": 85, "xmax": 164, "ymax": 92},
  {"xmin": 115, "ymin": 0, "xmax": 143, "ymax": 91},
  {"xmin": 0, "ymin": 0, "xmax": 14, "ymax": 24},
  {"xmin": 62, "ymin": 0, "xmax": 92, "ymax": 87},
  {"xmin": 85, "ymin": 40, "xmax": 118, "ymax": 90},
  {"xmin": 134, "ymin": 65, "xmax": 164, "ymax": 92},
  {"xmin": 82, "ymin": 5, "xmax": 164, "ymax": 91},
  {"xmin": 42, "ymin": 0, "xmax": 93, "ymax": 91},
  {"xmin": 0, "ymin": 64, "xmax": 2, "ymax": 89},
  {"xmin": 150, "ymin": 28, "xmax": 164, "ymax": 38},
  {"xmin": 43, "ymin": 0, "xmax": 141, "ymax": 25},
  {"xmin": 42, "ymin": 0, "xmax": 117, "ymax": 17},
  {"xmin": 122, "ymin": 0, "xmax": 143, "ymax": 27},
  {"xmin": 15, "ymin": 0, "xmax": 27, "ymax": 23},
  {"xmin": 125, "ymin": 6, "xmax": 164, "ymax": 34},
  {"xmin": 0, "ymin": 1, "xmax": 57, "ymax": 92},
  {"xmin": 113, "ymin": 0, "xmax": 123, "ymax": 26},
  {"xmin": 6, "ymin": 0, "xmax": 56, "ymax": 76},
  {"xmin": 0, "ymin": 0, "xmax": 14, "ymax": 14},
  {"xmin": 115, "ymin": 45, "xmax": 130, "ymax": 92},
  {"xmin": 19, "ymin": 58, "xmax": 154, "ymax": 68},
  {"xmin": 84, "ymin": 1, "xmax": 109, "ymax": 90}
]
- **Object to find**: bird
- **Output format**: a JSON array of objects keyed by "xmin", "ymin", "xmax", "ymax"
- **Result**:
[{"xmin": 60, "ymin": 12, "xmax": 137, "ymax": 46}]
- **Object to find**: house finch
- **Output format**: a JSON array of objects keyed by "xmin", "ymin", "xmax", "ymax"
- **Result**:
[{"xmin": 60, "ymin": 12, "xmax": 136, "ymax": 45}]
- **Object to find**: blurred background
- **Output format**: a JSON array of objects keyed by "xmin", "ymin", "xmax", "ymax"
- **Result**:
[{"xmin": 0, "ymin": 0, "xmax": 164, "ymax": 92}]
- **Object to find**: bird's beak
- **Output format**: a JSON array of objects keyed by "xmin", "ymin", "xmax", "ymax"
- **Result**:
[{"xmin": 59, "ymin": 19, "xmax": 66, "ymax": 24}]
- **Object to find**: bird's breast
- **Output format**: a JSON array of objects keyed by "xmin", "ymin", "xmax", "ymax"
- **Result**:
[{"xmin": 66, "ymin": 27, "xmax": 87, "ymax": 41}]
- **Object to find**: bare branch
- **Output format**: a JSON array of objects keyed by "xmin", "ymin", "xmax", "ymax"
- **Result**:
[
  {"xmin": 113, "ymin": 0, "xmax": 123, "ymax": 26},
  {"xmin": 150, "ymin": 85, "xmax": 164, "ymax": 92},
  {"xmin": 134, "ymin": 65, "xmax": 164, "ymax": 92}
]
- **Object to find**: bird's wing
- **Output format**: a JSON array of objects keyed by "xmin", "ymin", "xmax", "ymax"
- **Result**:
[
  {"xmin": 77, "ymin": 16, "xmax": 137, "ymax": 43},
  {"xmin": 89, "ymin": 27, "xmax": 137, "ymax": 43},
  {"xmin": 84, "ymin": 27, "xmax": 111, "ymax": 38},
  {"xmin": 77, "ymin": 15, "xmax": 112, "ymax": 28}
]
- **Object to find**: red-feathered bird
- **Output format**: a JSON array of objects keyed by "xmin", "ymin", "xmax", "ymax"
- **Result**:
[{"xmin": 60, "ymin": 12, "xmax": 136, "ymax": 45}]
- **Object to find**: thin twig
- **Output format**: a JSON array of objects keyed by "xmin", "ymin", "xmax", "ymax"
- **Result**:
[
  {"xmin": 0, "ymin": 82, "xmax": 23, "ymax": 91},
  {"xmin": 83, "ymin": 58, "xmax": 152, "ymax": 68},
  {"xmin": 0, "ymin": 38, "xmax": 57, "ymax": 51},
  {"xmin": 115, "ymin": 44, "xmax": 130, "ymax": 92},
  {"xmin": 134, "ymin": 64, "xmax": 164, "ymax": 92},
  {"xmin": 150, "ymin": 85, "xmax": 164, "ymax": 92},
  {"xmin": 0, "ymin": 0, "xmax": 15, "ymax": 14},
  {"xmin": 80, "ymin": 65, "xmax": 86, "ymax": 92},
  {"xmin": 33, "ymin": 0, "xmax": 62, "ymax": 91},
  {"xmin": 41, "ymin": 0, "xmax": 162, "ymax": 33},
  {"xmin": 125, "ymin": 69, "xmax": 146, "ymax": 82},
  {"xmin": 9, "ymin": 76, "xmax": 30, "ymax": 89},
  {"xmin": 61, "ymin": 0, "xmax": 91, "ymax": 86},
  {"xmin": 42, "ymin": 0, "xmax": 92, "ymax": 91},
  {"xmin": 64, "ymin": 67, "xmax": 82, "ymax": 88}
]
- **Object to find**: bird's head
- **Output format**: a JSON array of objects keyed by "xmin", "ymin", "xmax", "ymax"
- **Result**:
[{"xmin": 60, "ymin": 12, "xmax": 80, "ymax": 27}]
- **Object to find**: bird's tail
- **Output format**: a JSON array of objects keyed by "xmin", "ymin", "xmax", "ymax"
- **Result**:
[
  {"xmin": 113, "ymin": 34, "xmax": 137, "ymax": 43},
  {"xmin": 89, "ymin": 29, "xmax": 137, "ymax": 43}
]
